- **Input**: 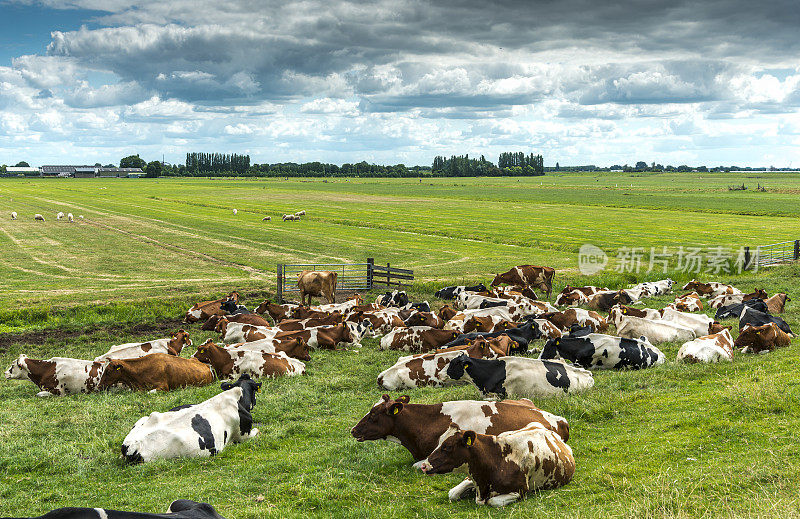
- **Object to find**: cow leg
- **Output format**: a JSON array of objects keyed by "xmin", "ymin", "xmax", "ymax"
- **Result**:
[
  {"xmin": 448, "ymin": 479, "xmax": 476, "ymax": 501},
  {"xmin": 487, "ymin": 493, "xmax": 521, "ymax": 507}
]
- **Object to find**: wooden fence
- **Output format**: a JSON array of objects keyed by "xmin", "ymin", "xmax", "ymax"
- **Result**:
[{"xmin": 276, "ymin": 258, "xmax": 414, "ymax": 302}]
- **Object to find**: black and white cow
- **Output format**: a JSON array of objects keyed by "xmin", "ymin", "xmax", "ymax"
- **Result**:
[
  {"xmin": 435, "ymin": 284, "xmax": 488, "ymax": 300},
  {"xmin": 739, "ymin": 307, "xmax": 793, "ymax": 335},
  {"xmin": 714, "ymin": 298, "xmax": 768, "ymax": 320},
  {"xmin": 6, "ymin": 501, "xmax": 228, "ymax": 519},
  {"xmin": 220, "ymin": 298, "xmax": 250, "ymax": 315},
  {"xmin": 446, "ymin": 354, "xmax": 594, "ymax": 399},
  {"xmin": 376, "ymin": 290, "xmax": 410, "ymax": 307},
  {"xmin": 539, "ymin": 333, "xmax": 665, "ymax": 370},
  {"xmin": 120, "ymin": 375, "xmax": 261, "ymax": 463}
]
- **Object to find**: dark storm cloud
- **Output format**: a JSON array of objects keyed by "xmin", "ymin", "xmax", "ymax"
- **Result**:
[{"xmin": 39, "ymin": 0, "xmax": 800, "ymax": 111}]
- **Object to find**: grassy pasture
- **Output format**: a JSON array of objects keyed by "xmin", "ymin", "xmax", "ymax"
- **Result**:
[{"xmin": 1, "ymin": 173, "xmax": 800, "ymax": 518}]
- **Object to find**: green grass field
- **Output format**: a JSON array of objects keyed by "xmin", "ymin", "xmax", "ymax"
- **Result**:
[{"xmin": 1, "ymin": 173, "xmax": 799, "ymax": 518}]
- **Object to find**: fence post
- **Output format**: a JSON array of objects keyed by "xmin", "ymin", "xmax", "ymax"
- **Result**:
[
  {"xmin": 743, "ymin": 247, "xmax": 751, "ymax": 270},
  {"xmin": 367, "ymin": 257, "xmax": 374, "ymax": 289},
  {"xmin": 277, "ymin": 264, "xmax": 283, "ymax": 303},
  {"xmin": 794, "ymin": 240, "xmax": 799, "ymax": 261}
]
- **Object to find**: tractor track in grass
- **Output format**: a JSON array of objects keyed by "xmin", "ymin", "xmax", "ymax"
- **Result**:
[
  {"xmin": 0, "ymin": 318, "xmax": 186, "ymax": 348},
  {"xmin": 80, "ymin": 218, "xmax": 271, "ymax": 280}
]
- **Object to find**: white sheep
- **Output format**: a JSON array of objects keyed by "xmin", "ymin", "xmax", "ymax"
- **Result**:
[
  {"xmin": 67, "ymin": 213, "xmax": 74, "ymax": 223},
  {"xmin": 11, "ymin": 212, "xmax": 17, "ymax": 220},
  {"xmin": 233, "ymin": 209, "xmax": 238, "ymax": 215},
  {"xmin": 56, "ymin": 212, "xmax": 65, "ymax": 220},
  {"xmin": 34, "ymin": 214, "xmax": 45, "ymax": 221},
  {"xmin": 295, "ymin": 210, "xmax": 306, "ymax": 216},
  {"xmin": 262, "ymin": 216, "xmax": 271, "ymax": 221},
  {"xmin": 79, "ymin": 215, "xmax": 84, "ymax": 219}
]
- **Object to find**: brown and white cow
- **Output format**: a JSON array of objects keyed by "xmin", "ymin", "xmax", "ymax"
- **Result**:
[
  {"xmin": 225, "ymin": 336, "xmax": 312, "ymax": 361},
  {"xmin": 344, "ymin": 310, "xmax": 405, "ymax": 337},
  {"xmin": 676, "ymin": 329, "xmax": 734, "ymax": 363},
  {"xmin": 192, "ymin": 341, "xmax": 306, "ymax": 379},
  {"xmin": 765, "ymin": 292, "xmax": 790, "ymax": 314},
  {"xmin": 350, "ymin": 395, "xmax": 570, "ymax": 464},
  {"xmin": 276, "ymin": 313, "xmax": 343, "ymax": 332},
  {"xmin": 419, "ymin": 422, "xmax": 575, "ymax": 507},
  {"xmin": 709, "ymin": 289, "xmax": 769, "ymax": 309},
  {"xmin": 404, "ymin": 311, "xmax": 445, "ymax": 329},
  {"xmin": 184, "ymin": 291, "xmax": 240, "ymax": 323},
  {"xmin": 98, "ymin": 354, "xmax": 214, "ymax": 392},
  {"xmin": 462, "ymin": 315, "xmax": 515, "ymax": 333},
  {"xmin": 555, "ymin": 289, "xmax": 588, "ymax": 307},
  {"xmin": 216, "ymin": 319, "xmax": 276, "ymax": 343},
  {"xmin": 297, "ymin": 270, "xmax": 337, "ymax": 305},
  {"xmin": 255, "ymin": 300, "xmax": 300, "ymax": 322},
  {"xmin": 681, "ymin": 280, "xmax": 742, "ymax": 298},
  {"xmin": 492, "ymin": 285, "xmax": 539, "ymax": 300},
  {"xmin": 491, "ymin": 265, "xmax": 556, "ymax": 297},
  {"xmin": 94, "ymin": 330, "xmax": 193, "ymax": 362},
  {"xmin": 5, "ymin": 355, "xmax": 104, "ymax": 397},
  {"xmin": 379, "ymin": 326, "xmax": 460, "ymax": 352},
  {"xmin": 734, "ymin": 322, "xmax": 792, "ymax": 353},
  {"xmin": 540, "ymin": 309, "xmax": 608, "ymax": 332},
  {"xmin": 588, "ymin": 290, "xmax": 633, "ymax": 312},
  {"xmin": 274, "ymin": 321, "xmax": 371, "ymax": 349},
  {"xmin": 202, "ymin": 313, "xmax": 271, "ymax": 330},
  {"xmin": 309, "ymin": 294, "xmax": 363, "ymax": 313},
  {"xmin": 671, "ymin": 292, "xmax": 703, "ymax": 312},
  {"xmin": 608, "ymin": 305, "xmax": 662, "ymax": 327}
]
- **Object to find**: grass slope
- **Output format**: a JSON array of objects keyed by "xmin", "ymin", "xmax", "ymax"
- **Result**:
[{"xmin": 1, "ymin": 267, "xmax": 800, "ymax": 518}]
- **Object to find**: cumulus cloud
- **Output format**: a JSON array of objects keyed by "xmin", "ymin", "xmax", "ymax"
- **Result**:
[{"xmin": 2, "ymin": 0, "xmax": 800, "ymax": 166}]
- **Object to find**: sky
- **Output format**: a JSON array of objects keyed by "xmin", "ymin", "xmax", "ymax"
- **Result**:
[{"xmin": 1, "ymin": 0, "xmax": 800, "ymax": 168}]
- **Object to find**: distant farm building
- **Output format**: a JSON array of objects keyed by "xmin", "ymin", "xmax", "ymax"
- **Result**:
[
  {"xmin": 38, "ymin": 166, "xmax": 144, "ymax": 178},
  {"xmin": 98, "ymin": 167, "xmax": 144, "ymax": 178}
]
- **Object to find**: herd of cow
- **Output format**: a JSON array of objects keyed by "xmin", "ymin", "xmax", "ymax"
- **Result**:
[{"xmin": 3, "ymin": 264, "xmax": 794, "ymax": 516}]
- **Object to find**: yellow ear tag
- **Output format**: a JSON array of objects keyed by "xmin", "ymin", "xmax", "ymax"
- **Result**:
[
  {"xmin": 256, "ymin": 386, "xmax": 261, "ymax": 392},
  {"xmin": 555, "ymin": 340, "xmax": 559, "ymax": 345},
  {"xmin": 115, "ymin": 365, "xmax": 122, "ymax": 370},
  {"xmin": 199, "ymin": 349, "xmax": 205, "ymax": 354},
  {"xmin": 392, "ymin": 407, "xmax": 400, "ymax": 415},
  {"xmin": 465, "ymin": 436, "xmax": 473, "ymax": 446}
]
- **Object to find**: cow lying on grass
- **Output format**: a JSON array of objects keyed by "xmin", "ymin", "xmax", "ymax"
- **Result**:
[
  {"xmin": 735, "ymin": 322, "xmax": 792, "ymax": 353},
  {"xmin": 94, "ymin": 330, "xmax": 192, "ymax": 361},
  {"xmin": 377, "ymin": 336, "xmax": 518, "ymax": 390},
  {"xmin": 676, "ymin": 330, "xmax": 734, "ymax": 363},
  {"xmin": 6, "ymin": 500, "xmax": 228, "ymax": 519},
  {"xmin": 539, "ymin": 334, "xmax": 665, "ymax": 370},
  {"xmin": 184, "ymin": 291, "xmax": 240, "ymax": 323},
  {"xmin": 419, "ymin": 422, "xmax": 575, "ymax": 507},
  {"xmin": 5, "ymin": 355, "xmax": 104, "ymax": 397},
  {"xmin": 350, "ymin": 395, "xmax": 569, "ymax": 465},
  {"xmin": 121, "ymin": 375, "xmax": 260, "ymax": 463},
  {"xmin": 193, "ymin": 340, "xmax": 307, "ymax": 379},
  {"xmin": 98, "ymin": 354, "xmax": 214, "ymax": 392},
  {"xmin": 446, "ymin": 354, "xmax": 594, "ymax": 398}
]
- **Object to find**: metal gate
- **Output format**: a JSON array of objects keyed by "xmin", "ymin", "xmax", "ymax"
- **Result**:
[
  {"xmin": 276, "ymin": 258, "xmax": 414, "ymax": 302},
  {"xmin": 755, "ymin": 240, "xmax": 799, "ymax": 267}
]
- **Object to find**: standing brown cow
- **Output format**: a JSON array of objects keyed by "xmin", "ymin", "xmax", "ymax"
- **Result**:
[
  {"xmin": 297, "ymin": 271, "xmax": 337, "ymax": 305},
  {"xmin": 491, "ymin": 265, "xmax": 555, "ymax": 297}
]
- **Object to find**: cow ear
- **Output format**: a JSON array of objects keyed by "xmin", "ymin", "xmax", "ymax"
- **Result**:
[
  {"xmin": 397, "ymin": 395, "xmax": 410, "ymax": 404},
  {"xmin": 463, "ymin": 431, "xmax": 476, "ymax": 447},
  {"xmin": 381, "ymin": 394, "xmax": 390, "ymax": 402},
  {"xmin": 388, "ymin": 402, "xmax": 403, "ymax": 415},
  {"xmin": 221, "ymin": 382, "xmax": 233, "ymax": 390}
]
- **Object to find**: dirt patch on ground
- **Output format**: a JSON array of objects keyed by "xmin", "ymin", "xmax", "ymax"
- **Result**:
[{"xmin": 0, "ymin": 318, "xmax": 186, "ymax": 348}]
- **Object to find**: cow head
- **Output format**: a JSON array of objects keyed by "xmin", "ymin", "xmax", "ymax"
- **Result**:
[
  {"xmin": 168, "ymin": 330, "xmax": 192, "ymax": 354},
  {"xmin": 438, "ymin": 304, "xmax": 457, "ymax": 321},
  {"xmin": 347, "ymin": 319, "xmax": 373, "ymax": 342},
  {"xmin": 98, "ymin": 360, "xmax": 129, "ymax": 389},
  {"xmin": 419, "ymin": 426, "xmax": 476, "ymax": 475},
  {"xmin": 351, "ymin": 394, "xmax": 411, "ymax": 441},
  {"xmin": 201, "ymin": 315, "xmax": 222, "ymax": 331},
  {"xmin": 214, "ymin": 317, "xmax": 230, "ymax": 335},
  {"xmin": 227, "ymin": 291, "xmax": 241, "ymax": 303},
  {"xmin": 279, "ymin": 338, "xmax": 311, "ymax": 361},
  {"xmin": 709, "ymin": 322, "xmax": 732, "ymax": 334},
  {"xmin": 220, "ymin": 298, "xmax": 239, "ymax": 314},
  {"xmin": 192, "ymin": 339, "xmax": 221, "ymax": 365},
  {"xmin": 221, "ymin": 374, "xmax": 261, "ymax": 411},
  {"xmin": 4, "ymin": 354, "xmax": 29, "ymax": 379},
  {"xmin": 445, "ymin": 353, "xmax": 472, "ymax": 381},
  {"xmin": 490, "ymin": 272, "xmax": 508, "ymax": 287}
]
